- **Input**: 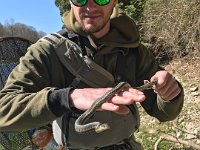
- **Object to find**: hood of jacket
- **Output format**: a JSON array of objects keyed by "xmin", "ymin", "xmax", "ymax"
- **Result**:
[{"xmin": 62, "ymin": 6, "xmax": 140, "ymax": 54}]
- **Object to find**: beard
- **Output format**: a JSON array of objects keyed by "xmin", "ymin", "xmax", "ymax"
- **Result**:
[
  {"xmin": 82, "ymin": 17, "xmax": 109, "ymax": 34},
  {"xmin": 79, "ymin": 10, "xmax": 112, "ymax": 34},
  {"xmin": 82, "ymin": 23, "xmax": 106, "ymax": 34}
]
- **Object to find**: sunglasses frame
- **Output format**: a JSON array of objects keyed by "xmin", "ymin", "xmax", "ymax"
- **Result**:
[{"xmin": 71, "ymin": 0, "xmax": 110, "ymax": 7}]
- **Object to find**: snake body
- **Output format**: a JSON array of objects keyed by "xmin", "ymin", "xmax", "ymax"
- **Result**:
[{"xmin": 75, "ymin": 81, "xmax": 157, "ymax": 134}]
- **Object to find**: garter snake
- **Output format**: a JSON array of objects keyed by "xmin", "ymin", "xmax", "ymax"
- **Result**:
[{"xmin": 75, "ymin": 80, "xmax": 157, "ymax": 134}]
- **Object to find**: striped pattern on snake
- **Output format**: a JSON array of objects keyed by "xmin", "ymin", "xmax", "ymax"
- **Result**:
[{"xmin": 74, "ymin": 81, "xmax": 157, "ymax": 134}]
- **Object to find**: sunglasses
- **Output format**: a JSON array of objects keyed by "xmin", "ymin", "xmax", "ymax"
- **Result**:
[{"xmin": 71, "ymin": 0, "xmax": 110, "ymax": 7}]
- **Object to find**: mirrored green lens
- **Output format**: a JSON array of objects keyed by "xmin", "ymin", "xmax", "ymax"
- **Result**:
[
  {"xmin": 94, "ymin": 0, "xmax": 110, "ymax": 6},
  {"xmin": 71, "ymin": 0, "xmax": 110, "ymax": 6},
  {"xmin": 71, "ymin": 0, "xmax": 87, "ymax": 6}
]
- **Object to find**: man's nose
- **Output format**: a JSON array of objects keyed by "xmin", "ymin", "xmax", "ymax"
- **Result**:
[{"xmin": 85, "ymin": 0, "xmax": 98, "ymax": 8}]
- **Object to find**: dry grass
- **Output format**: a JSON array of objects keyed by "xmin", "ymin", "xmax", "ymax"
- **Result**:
[{"xmin": 140, "ymin": 0, "xmax": 200, "ymax": 62}]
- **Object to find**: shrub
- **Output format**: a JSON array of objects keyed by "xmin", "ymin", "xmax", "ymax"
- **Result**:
[
  {"xmin": 141, "ymin": 0, "xmax": 200, "ymax": 63},
  {"xmin": 119, "ymin": 0, "xmax": 147, "ymax": 21}
]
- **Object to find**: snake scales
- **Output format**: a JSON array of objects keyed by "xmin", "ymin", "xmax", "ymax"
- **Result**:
[{"xmin": 75, "ymin": 81, "xmax": 157, "ymax": 134}]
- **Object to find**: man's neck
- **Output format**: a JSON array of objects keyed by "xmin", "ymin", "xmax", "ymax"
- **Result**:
[{"xmin": 92, "ymin": 21, "xmax": 110, "ymax": 39}]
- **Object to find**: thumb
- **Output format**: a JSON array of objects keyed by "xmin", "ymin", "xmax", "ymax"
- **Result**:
[{"xmin": 150, "ymin": 74, "xmax": 158, "ymax": 82}]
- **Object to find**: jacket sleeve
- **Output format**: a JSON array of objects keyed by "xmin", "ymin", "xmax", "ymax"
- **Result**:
[
  {"xmin": 136, "ymin": 44, "xmax": 184, "ymax": 122},
  {"xmin": 0, "ymin": 41, "xmax": 72, "ymax": 131}
]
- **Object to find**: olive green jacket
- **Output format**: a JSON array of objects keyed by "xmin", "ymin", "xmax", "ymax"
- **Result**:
[{"xmin": 0, "ymin": 10, "xmax": 184, "ymax": 132}]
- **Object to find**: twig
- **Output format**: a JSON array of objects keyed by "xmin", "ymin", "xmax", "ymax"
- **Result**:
[
  {"xmin": 172, "ymin": 123, "xmax": 200, "ymax": 138},
  {"xmin": 154, "ymin": 133, "xmax": 200, "ymax": 150}
]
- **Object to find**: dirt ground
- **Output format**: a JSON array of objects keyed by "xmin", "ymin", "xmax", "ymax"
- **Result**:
[{"xmin": 135, "ymin": 56, "xmax": 200, "ymax": 150}]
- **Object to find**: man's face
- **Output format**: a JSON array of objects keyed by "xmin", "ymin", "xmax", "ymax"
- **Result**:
[{"xmin": 70, "ymin": 0, "xmax": 116, "ymax": 35}]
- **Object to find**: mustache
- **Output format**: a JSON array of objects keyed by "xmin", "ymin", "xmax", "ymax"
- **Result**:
[{"xmin": 79, "ymin": 9, "xmax": 102, "ymax": 17}]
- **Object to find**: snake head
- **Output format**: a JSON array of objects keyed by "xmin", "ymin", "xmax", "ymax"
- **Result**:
[{"xmin": 95, "ymin": 123, "xmax": 110, "ymax": 133}]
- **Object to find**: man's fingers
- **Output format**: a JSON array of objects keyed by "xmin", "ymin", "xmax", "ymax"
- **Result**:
[
  {"xmin": 98, "ymin": 88, "xmax": 146, "ymax": 115},
  {"xmin": 111, "ymin": 89, "xmax": 145, "ymax": 104},
  {"xmin": 154, "ymin": 77, "xmax": 181, "ymax": 101},
  {"xmin": 101, "ymin": 103, "xmax": 130, "ymax": 115},
  {"xmin": 114, "ymin": 105, "xmax": 130, "ymax": 115},
  {"xmin": 100, "ymin": 103, "xmax": 119, "ymax": 111},
  {"xmin": 159, "ymin": 86, "xmax": 181, "ymax": 101}
]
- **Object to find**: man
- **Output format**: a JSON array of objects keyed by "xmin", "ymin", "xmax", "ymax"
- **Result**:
[{"xmin": 0, "ymin": 0, "xmax": 184, "ymax": 149}]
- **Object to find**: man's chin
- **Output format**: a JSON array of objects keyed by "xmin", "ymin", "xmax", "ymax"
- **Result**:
[{"xmin": 83, "ymin": 27, "xmax": 100, "ymax": 34}]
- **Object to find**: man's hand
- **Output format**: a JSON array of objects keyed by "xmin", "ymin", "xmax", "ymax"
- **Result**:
[
  {"xmin": 151, "ymin": 70, "xmax": 182, "ymax": 101},
  {"xmin": 69, "ymin": 87, "xmax": 145, "ymax": 115}
]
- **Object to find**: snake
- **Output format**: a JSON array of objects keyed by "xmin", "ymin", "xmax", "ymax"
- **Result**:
[{"xmin": 74, "ymin": 80, "xmax": 157, "ymax": 134}]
